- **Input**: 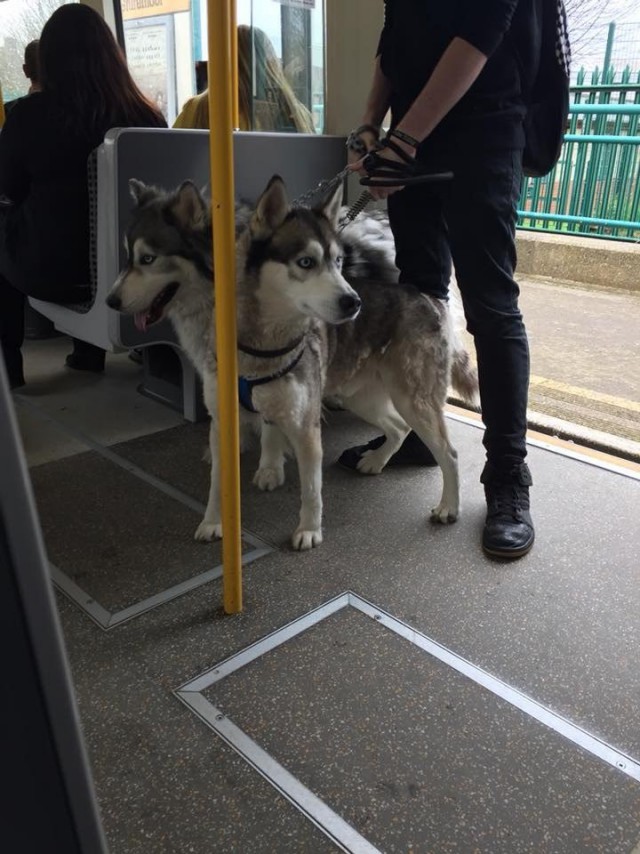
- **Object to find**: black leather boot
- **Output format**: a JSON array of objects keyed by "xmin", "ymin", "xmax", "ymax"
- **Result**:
[
  {"xmin": 2, "ymin": 346, "xmax": 25, "ymax": 389},
  {"xmin": 338, "ymin": 431, "xmax": 438, "ymax": 470},
  {"xmin": 480, "ymin": 461, "xmax": 534, "ymax": 559},
  {"xmin": 65, "ymin": 339, "xmax": 105, "ymax": 373}
]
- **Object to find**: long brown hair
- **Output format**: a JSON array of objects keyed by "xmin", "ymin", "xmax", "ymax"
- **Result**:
[
  {"xmin": 39, "ymin": 4, "xmax": 164, "ymax": 139},
  {"xmin": 237, "ymin": 25, "xmax": 315, "ymax": 133},
  {"xmin": 173, "ymin": 26, "xmax": 316, "ymax": 133}
]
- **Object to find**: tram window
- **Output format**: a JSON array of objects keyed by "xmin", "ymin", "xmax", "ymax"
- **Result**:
[
  {"xmin": 0, "ymin": 0, "xmax": 77, "ymax": 105},
  {"xmin": 120, "ymin": 0, "xmax": 324, "ymax": 131}
]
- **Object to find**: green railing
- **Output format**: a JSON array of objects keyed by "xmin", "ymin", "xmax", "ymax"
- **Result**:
[{"xmin": 518, "ymin": 69, "xmax": 640, "ymax": 241}]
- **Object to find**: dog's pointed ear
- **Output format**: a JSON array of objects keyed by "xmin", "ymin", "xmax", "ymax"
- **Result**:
[
  {"xmin": 251, "ymin": 175, "xmax": 289, "ymax": 238},
  {"xmin": 129, "ymin": 179, "xmax": 156, "ymax": 207},
  {"xmin": 170, "ymin": 181, "xmax": 208, "ymax": 230},
  {"xmin": 318, "ymin": 180, "xmax": 344, "ymax": 230}
]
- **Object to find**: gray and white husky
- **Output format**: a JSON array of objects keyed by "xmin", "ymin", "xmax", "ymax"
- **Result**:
[{"xmin": 107, "ymin": 176, "xmax": 478, "ymax": 549}]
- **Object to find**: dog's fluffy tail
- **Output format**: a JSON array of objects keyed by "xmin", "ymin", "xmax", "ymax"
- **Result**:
[
  {"xmin": 451, "ymin": 346, "xmax": 480, "ymax": 408},
  {"xmin": 448, "ymin": 281, "xmax": 480, "ymax": 409}
]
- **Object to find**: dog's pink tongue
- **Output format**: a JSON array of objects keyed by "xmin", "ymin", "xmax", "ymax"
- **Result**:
[{"xmin": 134, "ymin": 312, "xmax": 148, "ymax": 332}]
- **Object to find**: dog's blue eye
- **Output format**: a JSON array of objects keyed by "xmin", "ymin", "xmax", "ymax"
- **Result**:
[
  {"xmin": 335, "ymin": 255, "xmax": 343, "ymax": 268},
  {"xmin": 140, "ymin": 254, "xmax": 156, "ymax": 265},
  {"xmin": 297, "ymin": 256, "xmax": 315, "ymax": 269}
]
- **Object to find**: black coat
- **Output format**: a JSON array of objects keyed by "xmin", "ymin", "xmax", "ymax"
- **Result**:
[{"xmin": 0, "ymin": 91, "xmax": 166, "ymax": 301}]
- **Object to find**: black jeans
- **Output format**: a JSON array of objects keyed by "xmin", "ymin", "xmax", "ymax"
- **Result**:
[
  {"xmin": 1, "ymin": 207, "xmax": 103, "ymax": 381},
  {"xmin": 0, "ymin": 275, "xmax": 26, "ymax": 385},
  {"xmin": 387, "ymin": 148, "xmax": 528, "ymax": 465}
]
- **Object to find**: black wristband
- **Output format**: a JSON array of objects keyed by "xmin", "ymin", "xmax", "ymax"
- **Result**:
[{"xmin": 388, "ymin": 127, "xmax": 421, "ymax": 149}]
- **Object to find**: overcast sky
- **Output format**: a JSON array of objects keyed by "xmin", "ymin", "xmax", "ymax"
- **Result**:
[{"xmin": 567, "ymin": 0, "xmax": 640, "ymax": 74}]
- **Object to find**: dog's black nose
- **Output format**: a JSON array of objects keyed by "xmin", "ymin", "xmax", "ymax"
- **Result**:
[
  {"xmin": 339, "ymin": 294, "xmax": 361, "ymax": 316},
  {"xmin": 106, "ymin": 293, "xmax": 121, "ymax": 310}
]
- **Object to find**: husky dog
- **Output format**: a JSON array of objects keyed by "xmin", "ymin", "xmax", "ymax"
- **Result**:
[{"xmin": 107, "ymin": 177, "xmax": 478, "ymax": 549}]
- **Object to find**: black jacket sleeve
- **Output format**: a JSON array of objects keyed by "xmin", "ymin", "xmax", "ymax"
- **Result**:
[
  {"xmin": 0, "ymin": 106, "xmax": 29, "ymax": 204},
  {"xmin": 457, "ymin": 0, "xmax": 521, "ymax": 57}
]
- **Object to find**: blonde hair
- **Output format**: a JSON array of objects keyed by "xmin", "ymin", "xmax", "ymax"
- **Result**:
[
  {"xmin": 237, "ymin": 25, "xmax": 315, "ymax": 133},
  {"xmin": 174, "ymin": 25, "xmax": 315, "ymax": 134},
  {"xmin": 172, "ymin": 91, "xmax": 216, "ymax": 130}
]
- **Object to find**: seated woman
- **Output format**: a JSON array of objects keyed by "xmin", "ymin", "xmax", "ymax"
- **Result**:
[
  {"xmin": 0, "ymin": 4, "xmax": 166, "ymax": 389},
  {"xmin": 174, "ymin": 25, "xmax": 315, "ymax": 133}
]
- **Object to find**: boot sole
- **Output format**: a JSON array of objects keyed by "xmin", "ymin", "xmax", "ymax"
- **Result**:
[{"xmin": 482, "ymin": 534, "xmax": 535, "ymax": 560}]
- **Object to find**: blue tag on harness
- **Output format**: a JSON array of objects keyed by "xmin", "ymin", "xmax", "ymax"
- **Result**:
[{"xmin": 238, "ymin": 377, "xmax": 258, "ymax": 413}]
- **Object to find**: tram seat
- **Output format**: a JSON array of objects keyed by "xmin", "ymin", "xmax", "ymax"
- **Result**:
[{"xmin": 28, "ymin": 128, "xmax": 347, "ymax": 421}]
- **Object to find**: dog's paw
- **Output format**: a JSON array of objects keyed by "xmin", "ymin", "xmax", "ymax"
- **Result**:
[
  {"xmin": 430, "ymin": 504, "xmax": 459, "ymax": 524},
  {"xmin": 356, "ymin": 451, "xmax": 385, "ymax": 475},
  {"xmin": 194, "ymin": 520, "xmax": 223, "ymax": 541},
  {"xmin": 291, "ymin": 528, "xmax": 323, "ymax": 550},
  {"xmin": 253, "ymin": 466, "xmax": 285, "ymax": 491}
]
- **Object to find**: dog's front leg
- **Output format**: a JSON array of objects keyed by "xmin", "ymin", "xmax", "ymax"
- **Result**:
[
  {"xmin": 195, "ymin": 410, "xmax": 223, "ymax": 542},
  {"xmin": 253, "ymin": 421, "xmax": 288, "ymax": 491},
  {"xmin": 286, "ymin": 424, "xmax": 323, "ymax": 550}
]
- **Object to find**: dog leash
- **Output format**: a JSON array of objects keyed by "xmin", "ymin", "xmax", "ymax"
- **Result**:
[
  {"xmin": 290, "ymin": 169, "xmax": 375, "ymax": 234},
  {"xmin": 338, "ymin": 190, "xmax": 374, "ymax": 232},
  {"xmin": 292, "ymin": 163, "xmax": 453, "ymax": 234},
  {"xmin": 290, "ymin": 166, "xmax": 369, "ymax": 234},
  {"xmin": 291, "ymin": 165, "xmax": 351, "ymax": 210}
]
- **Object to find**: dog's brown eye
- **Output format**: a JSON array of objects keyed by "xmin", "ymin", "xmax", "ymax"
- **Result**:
[
  {"xmin": 297, "ymin": 256, "xmax": 315, "ymax": 269},
  {"xmin": 139, "ymin": 254, "xmax": 156, "ymax": 265}
]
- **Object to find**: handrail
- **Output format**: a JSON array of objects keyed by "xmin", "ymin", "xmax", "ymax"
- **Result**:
[
  {"xmin": 207, "ymin": 0, "xmax": 243, "ymax": 614},
  {"xmin": 563, "ymin": 135, "xmax": 640, "ymax": 144},
  {"xmin": 518, "ymin": 211, "xmax": 638, "ymax": 229},
  {"xmin": 571, "ymin": 84, "xmax": 640, "ymax": 93},
  {"xmin": 569, "ymin": 104, "xmax": 640, "ymax": 114},
  {"xmin": 519, "ymin": 100, "xmax": 640, "ymax": 241}
]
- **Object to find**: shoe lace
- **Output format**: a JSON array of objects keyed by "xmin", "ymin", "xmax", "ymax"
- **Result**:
[{"xmin": 487, "ymin": 482, "xmax": 529, "ymax": 521}]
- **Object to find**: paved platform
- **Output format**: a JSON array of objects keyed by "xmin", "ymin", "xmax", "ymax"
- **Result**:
[{"xmin": 456, "ymin": 274, "xmax": 640, "ymax": 459}]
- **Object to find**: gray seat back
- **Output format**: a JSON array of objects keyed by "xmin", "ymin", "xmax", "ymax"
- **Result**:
[
  {"xmin": 29, "ymin": 129, "xmax": 347, "ymax": 418},
  {"xmin": 101, "ymin": 128, "xmax": 348, "ymax": 349}
]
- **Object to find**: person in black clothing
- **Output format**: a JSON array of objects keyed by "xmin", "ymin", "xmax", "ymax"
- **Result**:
[
  {"xmin": 4, "ymin": 40, "xmax": 58, "ymax": 342},
  {"xmin": 4, "ymin": 40, "xmax": 42, "ymax": 118},
  {"xmin": 23, "ymin": 39, "xmax": 42, "ymax": 95},
  {"xmin": 0, "ymin": 5, "xmax": 166, "ymax": 389},
  {"xmin": 342, "ymin": 0, "xmax": 539, "ymax": 559}
]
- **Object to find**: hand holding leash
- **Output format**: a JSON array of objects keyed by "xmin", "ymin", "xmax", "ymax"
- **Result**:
[
  {"xmin": 360, "ymin": 135, "xmax": 452, "ymax": 195},
  {"xmin": 346, "ymin": 123, "xmax": 380, "ymax": 169}
]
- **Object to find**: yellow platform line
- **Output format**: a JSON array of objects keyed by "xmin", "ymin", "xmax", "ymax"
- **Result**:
[
  {"xmin": 446, "ymin": 404, "xmax": 640, "ymax": 474},
  {"xmin": 529, "ymin": 374, "xmax": 640, "ymax": 414}
]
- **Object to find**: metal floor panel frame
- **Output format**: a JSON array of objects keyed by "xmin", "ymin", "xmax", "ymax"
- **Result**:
[
  {"xmin": 16, "ymin": 397, "xmax": 273, "ymax": 629},
  {"xmin": 176, "ymin": 591, "xmax": 640, "ymax": 854}
]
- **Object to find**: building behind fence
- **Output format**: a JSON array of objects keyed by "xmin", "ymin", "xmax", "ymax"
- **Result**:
[{"xmin": 519, "ymin": 20, "xmax": 640, "ymax": 242}]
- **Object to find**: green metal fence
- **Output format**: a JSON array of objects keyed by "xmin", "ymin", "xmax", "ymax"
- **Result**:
[{"xmin": 518, "ymin": 69, "xmax": 640, "ymax": 242}]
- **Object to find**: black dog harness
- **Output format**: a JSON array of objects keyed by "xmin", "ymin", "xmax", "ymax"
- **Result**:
[{"xmin": 237, "ymin": 336, "xmax": 305, "ymax": 414}]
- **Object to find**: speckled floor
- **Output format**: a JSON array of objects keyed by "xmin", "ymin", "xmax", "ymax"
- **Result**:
[{"xmin": 15, "ymin": 379, "xmax": 640, "ymax": 854}]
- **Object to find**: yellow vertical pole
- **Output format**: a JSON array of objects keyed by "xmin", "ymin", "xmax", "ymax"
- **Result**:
[
  {"xmin": 230, "ymin": 1, "xmax": 239, "ymax": 128},
  {"xmin": 207, "ymin": 0, "xmax": 243, "ymax": 614}
]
